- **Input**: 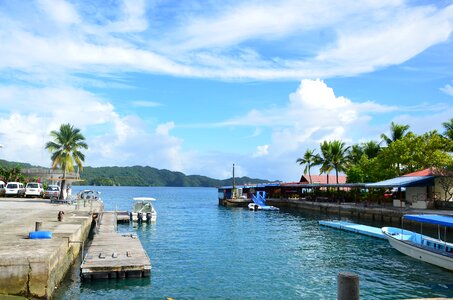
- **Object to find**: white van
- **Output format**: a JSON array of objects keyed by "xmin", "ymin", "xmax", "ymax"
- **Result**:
[
  {"xmin": 5, "ymin": 182, "xmax": 25, "ymax": 197},
  {"xmin": 25, "ymin": 182, "xmax": 44, "ymax": 198},
  {"xmin": 0, "ymin": 181, "xmax": 5, "ymax": 197}
]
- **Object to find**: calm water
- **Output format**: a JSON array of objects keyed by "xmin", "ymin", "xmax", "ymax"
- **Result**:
[{"xmin": 55, "ymin": 186, "xmax": 453, "ymax": 299}]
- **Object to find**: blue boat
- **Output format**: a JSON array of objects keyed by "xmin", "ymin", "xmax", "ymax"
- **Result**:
[{"xmin": 382, "ymin": 214, "xmax": 453, "ymax": 271}]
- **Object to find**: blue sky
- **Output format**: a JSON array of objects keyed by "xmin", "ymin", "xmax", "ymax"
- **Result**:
[{"xmin": 0, "ymin": 0, "xmax": 452, "ymax": 181}]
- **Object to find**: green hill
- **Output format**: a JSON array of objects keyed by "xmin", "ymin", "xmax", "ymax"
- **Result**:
[
  {"xmin": 80, "ymin": 165, "xmax": 274, "ymax": 187},
  {"xmin": 0, "ymin": 159, "xmax": 35, "ymax": 169},
  {"xmin": 0, "ymin": 160, "xmax": 274, "ymax": 187}
]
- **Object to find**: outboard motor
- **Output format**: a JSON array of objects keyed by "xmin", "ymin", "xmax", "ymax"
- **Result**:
[
  {"xmin": 129, "ymin": 211, "xmax": 133, "ymax": 221},
  {"xmin": 146, "ymin": 212, "xmax": 152, "ymax": 223},
  {"xmin": 137, "ymin": 212, "xmax": 143, "ymax": 223}
]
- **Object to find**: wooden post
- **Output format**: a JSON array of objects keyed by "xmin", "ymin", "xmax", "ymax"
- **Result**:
[
  {"xmin": 35, "ymin": 222, "xmax": 42, "ymax": 231},
  {"xmin": 337, "ymin": 272, "xmax": 359, "ymax": 300}
]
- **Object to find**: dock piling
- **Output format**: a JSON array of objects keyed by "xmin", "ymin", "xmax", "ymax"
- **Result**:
[{"xmin": 337, "ymin": 272, "xmax": 359, "ymax": 300}]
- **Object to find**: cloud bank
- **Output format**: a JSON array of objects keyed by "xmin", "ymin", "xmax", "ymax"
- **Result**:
[{"xmin": 0, "ymin": 0, "xmax": 451, "ymax": 80}]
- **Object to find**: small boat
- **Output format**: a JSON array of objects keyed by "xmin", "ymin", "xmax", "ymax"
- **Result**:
[
  {"xmin": 248, "ymin": 203, "xmax": 279, "ymax": 211},
  {"xmin": 382, "ymin": 214, "xmax": 453, "ymax": 271},
  {"xmin": 130, "ymin": 197, "xmax": 157, "ymax": 223},
  {"xmin": 248, "ymin": 191, "xmax": 279, "ymax": 211}
]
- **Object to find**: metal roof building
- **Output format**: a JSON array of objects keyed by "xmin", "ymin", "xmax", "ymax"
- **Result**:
[{"xmin": 365, "ymin": 176, "xmax": 435, "ymax": 188}]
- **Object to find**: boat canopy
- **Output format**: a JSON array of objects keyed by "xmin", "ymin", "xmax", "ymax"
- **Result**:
[
  {"xmin": 133, "ymin": 197, "xmax": 156, "ymax": 201},
  {"xmin": 404, "ymin": 214, "xmax": 453, "ymax": 227}
]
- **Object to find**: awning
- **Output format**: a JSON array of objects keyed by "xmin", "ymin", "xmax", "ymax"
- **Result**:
[
  {"xmin": 404, "ymin": 214, "xmax": 453, "ymax": 227},
  {"xmin": 365, "ymin": 176, "xmax": 434, "ymax": 188}
]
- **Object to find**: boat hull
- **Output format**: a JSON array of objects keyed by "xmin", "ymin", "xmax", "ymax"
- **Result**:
[
  {"xmin": 219, "ymin": 198, "xmax": 251, "ymax": 207},
  {"xmin": 383, "ymin": 227, "xmax": 453, "ymax": 271}
]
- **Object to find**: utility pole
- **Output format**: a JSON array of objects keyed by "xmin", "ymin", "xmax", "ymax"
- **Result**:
[{"xmin": 232, "ymin": 163, "xmax": 236, "ymax": 198}]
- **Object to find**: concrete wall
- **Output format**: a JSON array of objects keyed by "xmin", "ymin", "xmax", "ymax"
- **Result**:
[
  {"xmin": 435, "ymin": 177, "xmax": 453, "ymax": 201},
  {"xmin": 406, "ymin": 186, "xmax": 427, "ymax": 203},
  {"xmin": 0, "ymin": 214, "xmax": 93, "ymax": 299}
]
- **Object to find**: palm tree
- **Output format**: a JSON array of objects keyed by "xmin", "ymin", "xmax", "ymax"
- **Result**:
[
  {"xmin": 362, "ymin": 140, "xmax": 381, "ymax": 159},
  {"xmin": 442, "ymin": 118, "xmax": 453, "ymax": 140},
  {"xmin": 346, "ymin": 144, "xmax": 363, "ymax": 166},
  {"xmin": 296, "ymin": 149, "xmax": 321, "ymax": 184},
  {"xmin": 329, "ymin": 140, "xmax": 350, "ymax": 184},
  {"xmin": 45, "ymin": 123, "xmax": 88, "ymax": 199},
  {"xmin": 319, "ymin": 141, "xmax": 334, "ymax": 184},
  {"xmin": 380, "ymin": 122, "xmax": 410, "ymax": 145}
]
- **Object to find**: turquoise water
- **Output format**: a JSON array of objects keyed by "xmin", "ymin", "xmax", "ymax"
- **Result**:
[{"xmin": 56, "ymin": 186, "xmax": 453, "ymax": 299}]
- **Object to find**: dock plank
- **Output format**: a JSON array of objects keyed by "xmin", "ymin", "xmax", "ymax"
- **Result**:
[{"xmin": 81, "ymin": 212, "xmax": 151, "ymax": 279}]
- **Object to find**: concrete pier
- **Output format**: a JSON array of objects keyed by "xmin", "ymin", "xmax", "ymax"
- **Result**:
[{"xmin": 0, "ymin": 197, "xmax": 102, "ymax": 299}]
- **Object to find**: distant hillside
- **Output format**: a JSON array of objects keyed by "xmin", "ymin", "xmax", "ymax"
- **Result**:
[
  {"xmin": 0, "ymin": 160, "xmax": 274, "ymax": 187},
  {"xmin": 0, "ymin": 159, "xmax": 35, "ymax": 169},
  {"xmin": 80, "ymin": 165, "xmax": 274, "ymax": 187}
]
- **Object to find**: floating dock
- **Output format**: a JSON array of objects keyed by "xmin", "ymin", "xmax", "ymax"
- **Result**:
[
  {"xmin": 80, "ymin": 211, "xmax": 151, "ymax": 280},
  {"xmin": 319, "ymin": 220, "xmax": 386, "ymax": 239}
]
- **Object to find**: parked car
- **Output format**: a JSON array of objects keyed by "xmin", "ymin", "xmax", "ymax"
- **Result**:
[
  {"xmin": 5, "ymin": 182, "xmax": 25, "ymax": 197},
  {"xmin": 0, "ymin": 180, "xmax": 5, "ymax": 197},
  {"xmin": 25, "ymin": 182, "xmax": 44, "ymax": 198},
  {"xmin": 44, "ymin": 185, "xmax": 60, "ymax": 199}
]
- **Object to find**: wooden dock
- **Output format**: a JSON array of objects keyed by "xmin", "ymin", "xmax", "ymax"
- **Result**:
[{"xmin": 80, "ymin": 211, "xmax": 151, "ymax": 280}]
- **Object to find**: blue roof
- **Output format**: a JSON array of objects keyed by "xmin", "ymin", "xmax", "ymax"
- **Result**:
[
  {"xmin": 219, "ymin": 183, "xmax": 281, "ymax": 189},
  {"xmin": 365, "ymin": 176, "xmax": 434, "ymax": 188},
  {"xmin": 404, "ymin": 214, "xmax": 453, "ymax": 227}
]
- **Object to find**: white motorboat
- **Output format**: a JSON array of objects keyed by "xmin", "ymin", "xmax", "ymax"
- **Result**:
[
  {"xmin": 248, "ymin": 191, "xmax": 279, "ymax": 211},
  {"xmin": 382, "ymin": 214, "xmax": 453, "ymax": 271},
  {"xmin": 130, "ymin": 197, "xmax": 157, "ymax": 223},
  {"xmin": 248, "ymin": 203, "xmax": 279, "ymax": 211}
]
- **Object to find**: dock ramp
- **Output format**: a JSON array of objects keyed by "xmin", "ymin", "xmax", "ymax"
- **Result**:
[{"xmin": 319, "ymin": 220, "xmax": 386, "ymax": 240}]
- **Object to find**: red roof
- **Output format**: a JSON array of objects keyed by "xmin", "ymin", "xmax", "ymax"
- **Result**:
[
  {"xmin": 402, "ymin": 168, "xmax": 435, "ymax": 177},
  {"xmin": 299, "ymin": 174, "xmax": 347, "ymax": 184}
]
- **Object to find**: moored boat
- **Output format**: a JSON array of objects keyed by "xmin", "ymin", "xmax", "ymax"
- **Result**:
[
  {"xmin": 382, "ymin": 214, "xmax": 453, "ymax": 271},
  {"xmin": 130, "ymin": 197, "xmax": 157, "ymax": 223},
  {"xmin": 248, "ymin": 203, "xmax": 279, "ymax": 211},
  {"xmin": 248, "ymin": 191, "xmax": 279, "ymax": 211}
]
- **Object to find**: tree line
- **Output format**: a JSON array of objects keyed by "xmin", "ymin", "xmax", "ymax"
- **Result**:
[{"xmin": 297, "ymin": 119, "xmax": 453, "ymax": 184}]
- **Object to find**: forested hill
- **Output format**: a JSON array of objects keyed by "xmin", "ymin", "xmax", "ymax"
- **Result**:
[
  {"xmin": 0, "ymin": 159, "xmax": 274, "ymax": 187},
  {"xmin": 79, "ymin": 166, "xmax": 274, "ymax": 187}
]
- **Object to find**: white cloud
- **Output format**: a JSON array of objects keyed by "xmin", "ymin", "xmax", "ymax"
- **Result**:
[
  {"xmin": 37, "ymin": 0, "xmax": 80, "ymax": 25},
  {"xmin": 107, "ymin": 0, "xmax": 149, "ymax": 33},
  {"xmin": 132, "ymin": 100, "xmax": 161, "ymax": 107},
  {"xmin": 0, "ymin": 85, "xmax": 188, "ymax": 172},
  {"xmin": 316, "ymin": 5, "xmax": 453, "ymax": 75},
  {"xmin": 0, "ymin": 1, "xmax": 451, "ymax": 80},
  {"xmin": 253, "ymin": 145, "xmax": 269, "ymax": 157},
  {"xmin": 440, "ymin": 83, "xmax": 453, "ymax": 96},
  {"xmin": 155, "ymin": 122, "xmax": 175, "ymax": 136}
]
